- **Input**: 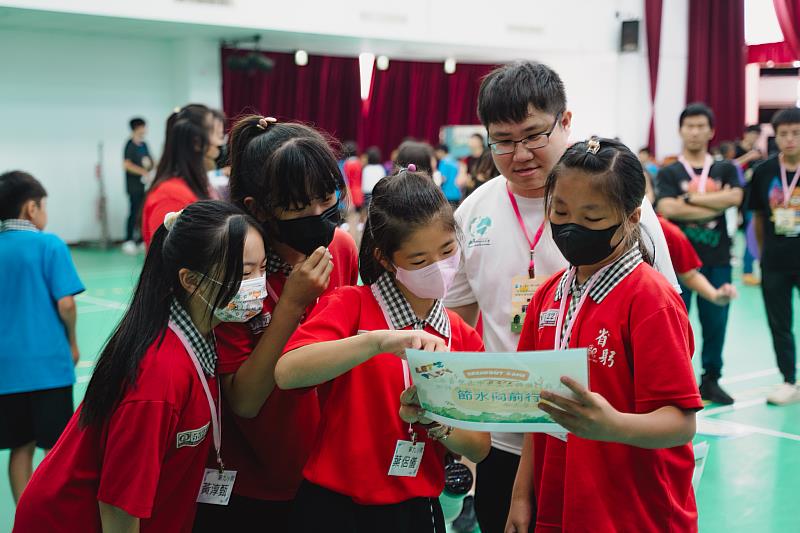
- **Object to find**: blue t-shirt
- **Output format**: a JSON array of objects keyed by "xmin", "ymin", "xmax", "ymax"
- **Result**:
[
  {"xmin": 0, "ymin": 223, "xmax": 85, "ymax": 394},
  {"xmin": 439, "ymin": 157, "xmax": 461, "ymax": 202}
]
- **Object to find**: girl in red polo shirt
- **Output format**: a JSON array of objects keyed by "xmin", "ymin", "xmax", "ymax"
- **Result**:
[
  {"xmin": 275, "ymin": 169, "xmax": 491, "ymax": 533},
  {"xmin": 14, "ymin": 200, "xmax": 267, "ymax": 532},
  {"xmin": 142, "ymin": 104, "xmax": 215, "ymax": 246},
  {"xmin": 193, "ymin": 116, "xmax": 360, "ymax": 531},
  {"xmin": 505, "ymin": 138, "xmax": 703, "ymax": 533}
]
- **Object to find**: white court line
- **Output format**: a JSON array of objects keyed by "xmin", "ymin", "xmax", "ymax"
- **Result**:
[
  {"xmin": 720, "ymin": 367, "xmax": 781, "ymax": 385},
  {"xmin": 700, "ymin": 419, "xmax": 800, "ymax": 442},
  {"xmin": 76, "ymin": 294, "xmax": 126, "ymax": 310},
  {"xmin": 77, "ymin": 361, "xmax": 94, "ymax": 369},
  {"xmin": 701, "ymin": 397, "xmax": 767, "ymax": 417},
  {"xmin": 77, "ymin": 375, "xmax": 90, "ymax": 383}
]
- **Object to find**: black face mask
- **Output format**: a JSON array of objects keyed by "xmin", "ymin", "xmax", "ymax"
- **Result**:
[
  {"xmin": 273, "ymin": 204, "xmax": 340, "ymax": 256},
  {"xmin": 550, "ymin": 222, "xmax": 622, "ymax": 266}
]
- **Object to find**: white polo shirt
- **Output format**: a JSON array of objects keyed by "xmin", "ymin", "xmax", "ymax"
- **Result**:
[{"xmin": 445, "ymin": 175, "xmax": 679, "ymax": 455}]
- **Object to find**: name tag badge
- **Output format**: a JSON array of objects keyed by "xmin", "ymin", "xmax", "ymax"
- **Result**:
[
  {"xmin": 196, "ymin": 468, "xmax": 237, "ymax": 505},
  {"xmin": 539, "ymin": 309, "xmax": 559, "ymax": 329},
  {"xmin": 388, "ymin": 440, "xmax": 425, "ymax": 477},
  {"xmin": 774, "ymin": 207, "xmax": 798, "ymax": 236},
  {"xmin": 510, "ymin": 275, "xmax": 545, "ymax": 333}
]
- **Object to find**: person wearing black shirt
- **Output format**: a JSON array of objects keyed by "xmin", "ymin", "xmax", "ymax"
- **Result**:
[
  {"xmin": 122, "ymin": 117, "xmax": 152, "ymax": 253},
  {"xmin": 656, "ymin": 103, "xmax": 743, "ymax": 405},
  {"xmin": 747, "ymin": 107, "xmax": 800, "ymax": 406}
]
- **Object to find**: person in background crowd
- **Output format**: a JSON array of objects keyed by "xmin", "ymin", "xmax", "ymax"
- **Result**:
[
  {"xmin": 122, "ymin": 117, "xmax": 154, "ymax": 255},
  {"xmin": 748, "ymin": 107, "xmax": 800, "ymax": 406},
  {"xmin": 656, "ymin": 102, "xmax": 743, "ymax": 406},
  {"xmin": 435, "ymin": 143, "xmax": 462, "ymax": 209},
  {"xmin": 735, "ymin": 125, "xmax": 764, "ymax": 171},
  {"xmin": 361, "ymin": 146, "xmax": 387, "ymax": 212},
  {"xmin": 638, "ymin": 146, "xmax": 660, "ymax": 178}
]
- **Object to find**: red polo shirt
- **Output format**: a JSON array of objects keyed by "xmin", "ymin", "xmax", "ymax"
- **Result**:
[
  {"xmin": 14, "ymin": 329, "xmax": 217, "ymax": 533},
  {"xmin": 283, "ymin": 285, "xmax": 485, "ymax": 505},
  {"xmin": 518, "ymin": 263, "xmax": 702, "ymax": 533},
  {"xmin": 142, "ymin": 178, "xmax": 200, "ymax": 246},
  {"xmin": 658, "ymin": 215, "xmax": 703, "ymax": 275},
  {"xmin": 214, "ymin": 228, "xmax": 359, "ymax": 501}
]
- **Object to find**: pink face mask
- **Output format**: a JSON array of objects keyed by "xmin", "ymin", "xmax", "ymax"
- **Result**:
[{"xmin": 394, "ymin": 251, "xmax": 461, "ymax": 300}]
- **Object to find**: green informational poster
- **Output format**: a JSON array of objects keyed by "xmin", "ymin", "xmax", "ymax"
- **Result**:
[{"xmin": 406, "ymin": 348, "xmax": 588, "ymax": 433}]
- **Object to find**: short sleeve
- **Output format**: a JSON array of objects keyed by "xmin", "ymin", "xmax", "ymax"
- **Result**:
[
  {"xmin": 124, "ymin": 140, "xmax": 137, "ymax": 162},
  {"xmin": 443, "ymin": 245, "xmax": 476, "ymax": 308},
  {"xmin": 721, "ymin": 162, "xmax": 742, "ymax": 189},
  {"xmin": 654, "ymin": 167, "xmax": 683, "ymax": 202},
  {"xmin": 283, "ymin": 288, "xmax": 361, "ymax": 353},
  {"xmin": 215, "ymin": 322, "xmax": 256, "ymax": 374},
  {"xmin": 97, "ymin": 401, "xmax": 179, "ymax": 518},
  {"xmin": 640, "ymin": 199, "xmax": 681, "ymax": 292},
  {"xmin": 630, "ymin": 305, "xmax": 703, "ymax": 413},
  {"xmin": 45, "ymin": 237, "xmax": 85, "ymax": 301},
  {"xmin": 659, "ymin": 218, "xmax": 702, "ymax": 274}
]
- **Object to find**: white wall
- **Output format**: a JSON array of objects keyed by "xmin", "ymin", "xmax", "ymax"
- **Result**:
[
  {"xmin": 653, "ymin": 0, "xmax": 689, "ymax": 160},
  {"xmin": 0, "ymin": 28, "xmax": 221, "ymax": 243}
]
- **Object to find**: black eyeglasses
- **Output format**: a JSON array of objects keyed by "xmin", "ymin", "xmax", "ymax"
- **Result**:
[{"xmin": 488, "ymin": 112, "xmax": 563, "ymax": 156}]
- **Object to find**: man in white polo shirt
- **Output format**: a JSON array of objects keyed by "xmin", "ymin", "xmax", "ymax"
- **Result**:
[{"xmin": 445, "ymin": 61, "xmax": 679, "ymax": 533}]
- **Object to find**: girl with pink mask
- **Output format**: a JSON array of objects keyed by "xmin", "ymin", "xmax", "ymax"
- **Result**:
[{"xmin": 275, "ymin": 167, "xmax": 490, "ymax": 533}]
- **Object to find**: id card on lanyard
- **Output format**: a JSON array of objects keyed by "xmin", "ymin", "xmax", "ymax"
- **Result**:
[
  {"xmin": 775, "ymin": 157, "xmax": 800, "ymax": 236},
  {"xmin": 678, "ymin": 154, "xmax": 713, "ymax": 194},
  {"xmin": 168, "ymin": 322, "xmax": 237, "ymax": 506},
  {"xmin": 507, "ymin": 183, "xmax": 547, "ymax": 333},
  {"xmin": 370, "ymin": 285, "xmax": 452, "ymax": 477}
]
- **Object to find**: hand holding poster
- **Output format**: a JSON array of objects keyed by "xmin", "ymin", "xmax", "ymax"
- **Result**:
[{"xmin": 405, "ymin": 348, "xmax": 588, "ymax": 433}]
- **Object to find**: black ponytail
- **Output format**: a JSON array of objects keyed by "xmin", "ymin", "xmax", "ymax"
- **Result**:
[
  {"xmin": 227, "ymin": 115, "xmax": 345, "ymax": 238},
  {"xmin": 359, "ymin": 170, "xmax": 455, "ymax": 284},
  {"xmin": 80, "ymin": 200, "xmax": 259, "ymax": 427},
  {"xmin": 545, "ymin": 138, "xmax": 654, "ymax": 265}
]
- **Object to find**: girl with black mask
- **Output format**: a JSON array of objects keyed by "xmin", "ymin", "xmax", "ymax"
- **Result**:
[
  {"xmin": 506, "ymin": 139, "xmax": 703, "ymax": 533},
  {"xmin": 193, "ymin": 116, "xmax": 359, "ymax": 531}
]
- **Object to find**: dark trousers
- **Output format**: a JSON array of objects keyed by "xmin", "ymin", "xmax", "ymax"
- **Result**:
[
  {"xmin": 125, "ymin": 188, "xmax": 144, "ymax": 242},
  {"xmin": 291, "ymin": 480, "xmax": 445, "ymax": 533},
  {"xmin": 475, "ymin": 446, "xmax": 533, "ymax": 533},
  {"xmin": 680, "ymin": 265, "xmax": 732, "ymax": 380},
  {"xmin": 194, "ymin": 494, "xmax": 292, "ymax": 532},
  {"xmin": 761, "ymin": 270, "xmax": 800, "ymax": 384}
]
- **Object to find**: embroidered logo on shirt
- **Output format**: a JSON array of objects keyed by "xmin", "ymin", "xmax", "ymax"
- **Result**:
[
  {"xmin": 539, "ymin": 309, "xmax": 559, "ymax": 328},
  {"xmin": 467, "ymin": 216, "xmax": 492, "ymax": 248},
  {"xmin": 588, "ymin": 328, "xmax": 616, "ymax": 368},
  {"xmin": 176, "ymin": 422, "xmax": 210, "ymax": 449}
]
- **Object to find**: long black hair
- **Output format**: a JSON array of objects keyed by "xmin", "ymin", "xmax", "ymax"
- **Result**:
[
  {"xmin": 80, "ymin": 200, "xmax": 259, "ymax": 427},
  {"xmin": 545, "ymin": 137, "xmax": 654, "ymax": 265},
  {"xmin": 360, "ymin": 169, "xmax": 456, "ymax": 284},
  {"xmin": 227, "ymin": 116, "xmax": 345, "ymax": 236},
  {"xmin": 151, "ymin": 116, "xmax": 212, "ymax": 199}
]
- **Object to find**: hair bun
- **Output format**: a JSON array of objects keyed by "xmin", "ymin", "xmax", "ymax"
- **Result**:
[{"xmin": 163, "ymin": 210, "xmax": 183, "ymax": 232}]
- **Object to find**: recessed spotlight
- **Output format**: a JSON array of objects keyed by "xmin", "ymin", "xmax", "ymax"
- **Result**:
[{"xmin": 294, "ymin": 50, "xmax": 308, "ymax": 66}]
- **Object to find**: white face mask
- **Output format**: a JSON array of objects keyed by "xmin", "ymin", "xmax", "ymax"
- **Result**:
[
  {"xmin": 394, "ymin": 251, "xmax": 461, "ymax": 300},
  {"xmin": 204, "ymin": 275, "xmax": 268, "ymax": 323}
]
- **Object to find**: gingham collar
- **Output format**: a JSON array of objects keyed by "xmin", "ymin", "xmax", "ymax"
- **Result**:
[
  {"xmin": 554, "ymin": 247, "xmax": 643, "ymax": 304},
  {"xmin": 169, "ymin": 298, "xmax": 217, "ymax": 376},
  {"xmin": 0, "ymin": 219, "xmax": 39, "ymax": 233},
  {"xmin": 265, "ymin": 249, "xmax": 293, "ymax": 278},
  {"xmin": 374, "ymin": 272, "xmax": 451, "ymax": 338}
]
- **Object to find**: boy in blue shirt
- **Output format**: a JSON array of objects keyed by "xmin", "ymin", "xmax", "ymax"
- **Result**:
[{"xmin": 0, "ymin": 170, "xmax": 85, "ymax": 502}]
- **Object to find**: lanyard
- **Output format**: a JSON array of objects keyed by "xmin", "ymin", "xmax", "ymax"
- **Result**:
[
  {"xmin": 678, "ymin": 154, "xmax": 713, "ymax": 194},
  {"xmin": 168, "ymin": 321, "xmax": 224, "ymax": 472},
  {"xmin": 266, "ymin": 280, "xmax": 280, "ymax": 306},
  {"xmin": 507, "ymin": 183, "xmax": 546, "ymax": 278},
  {"xmin": 553, "ymin": 265, "xmax": 612, "ymax": 351},
  {"xmin": 780, "ymin": 155, "xmax": 800, "ymax": 208},
  {"xmin": 371, "ymin": 284, "xmax": 451, "ymax": 442}
]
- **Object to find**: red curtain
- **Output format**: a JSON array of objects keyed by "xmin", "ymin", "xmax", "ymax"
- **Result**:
[
  {"xmin": 221, "ymin": 48, "xmax": 361, "ymax": 142},
  {"xmin": 686, "ymin": 0, "xmax": 746, "ymax": 143},
  {"xmin": 645, "ymin": 0, "xmax": 663, "ymax": 153},
  {"xmin": 773, "ymin": 0, "xmax": 800, "ymax": 58},
  {"xmin": 360, "ymin": 60, "xmax": 496, "ymax": 157},
  {"xmin": 222, "ymin": 49, "xmax": 496, "ymax": 157},
  {"xmin": 747, "ymin": 41, "xmax": 797, "ymax": 63}
]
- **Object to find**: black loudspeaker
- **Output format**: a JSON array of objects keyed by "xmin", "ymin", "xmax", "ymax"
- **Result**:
[{"xmin": 620, "ymin": 20, "xmax": 640, "ymax": 52}]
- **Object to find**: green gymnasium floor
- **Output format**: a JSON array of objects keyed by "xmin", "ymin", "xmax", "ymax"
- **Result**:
[{"xmin": 2, "ymin": 238, "xmax": 799, "ymax": 532}]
